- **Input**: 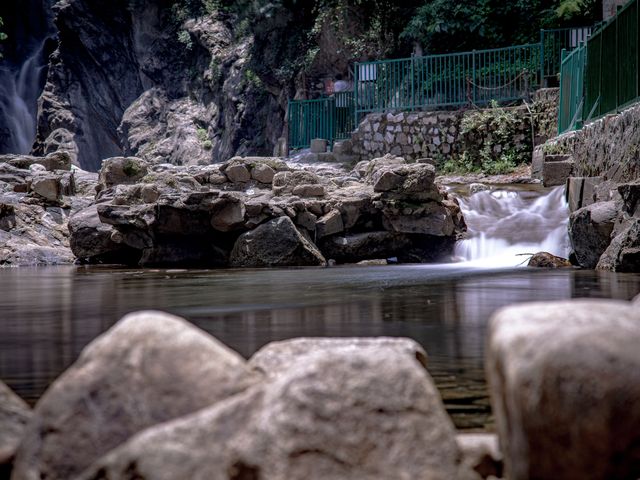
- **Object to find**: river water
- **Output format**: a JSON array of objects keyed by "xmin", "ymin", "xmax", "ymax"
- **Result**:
[{"xmin": 1, "ymin": 185, "xmax": 639, "ymax": 431}]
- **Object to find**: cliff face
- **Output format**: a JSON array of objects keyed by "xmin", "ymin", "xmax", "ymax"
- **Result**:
[{"xmin": 13, "ymin": 0, "xmax": 288, "ymax": 171}]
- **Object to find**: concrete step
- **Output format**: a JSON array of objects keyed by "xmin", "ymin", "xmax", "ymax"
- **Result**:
[{"xmin": 543, "ymin": 160, "xmax": 574, "ymax": 187}]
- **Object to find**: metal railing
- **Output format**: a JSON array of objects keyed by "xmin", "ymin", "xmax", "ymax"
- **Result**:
[
  {"xmin": 558, "ymin": 0, "xmax": 639, "ymax": 134},
  {"xmin": 287, "ymin": 26, "xmax": 593, "ymax": 150},
  {"xmin": 540, "ymin": 27, "xmax": 592, "ymax": 80},
  {"xmin": 354, "ymin": 43, "xmax": 541, "ymax": 120},
  {"xmin": 558, "ymin": 45, "xmax": 586, "ymax": 133},
  {"xmin": 288, "ymin": 92, "xmax": 355, "ymax": 150}
]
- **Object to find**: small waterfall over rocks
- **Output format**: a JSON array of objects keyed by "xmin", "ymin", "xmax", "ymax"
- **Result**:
[
  {"xmin": 454, "ymin": 186, "xmax": 570, "ymax": 267},
  {"xmin": 0, "ymin": 39, "xmax": 49, "ymax": 154}
]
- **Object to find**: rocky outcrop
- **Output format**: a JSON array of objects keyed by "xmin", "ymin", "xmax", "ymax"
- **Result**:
[
  {"xmin": 78, "ymin": 327, "xmax": 462, "ymax": 480},
  {"xmin": 569, "ymin": 201, "xmax": 618, "ymax": 268},
  {"xmin": 487, "ymin": 300, "xmax": 640, "ymax": 480},
  {"xmin": 69, "ymin": 155, "xmax": 465, "ymax": 267},
  {"xmin": 567, "ymin": 181, "xmax": 640, "ymax": 271},
  {"xmin": 0, "ymin": 382, "xmax": 31, "ymax": 478},
  {"xmin": 0, "ymin": 153, "xmax": 94, "ymax": 266},
  {"xmin": 11, "ymin": 311, "xmax": 261, "ymax": 480},
  {"xmin": 32, "ymin": 3, "xmax": 285, "ymax": 171}
]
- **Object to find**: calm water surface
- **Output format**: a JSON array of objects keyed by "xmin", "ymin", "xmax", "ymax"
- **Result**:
[{"xmin": 1, "ymin": 264, "xmax": 639, "ymax": 431}]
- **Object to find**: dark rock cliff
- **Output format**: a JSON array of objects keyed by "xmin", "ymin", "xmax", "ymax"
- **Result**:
[{"xmin": 2, "ymin": 0, "xmax": 291, "ymax": 171}]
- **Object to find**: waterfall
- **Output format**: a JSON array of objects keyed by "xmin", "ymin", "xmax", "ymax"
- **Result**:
[
  {"xmin": 0, "ymin": 38, "xmax": 49, "ymax": 154},
  {"xmin": 454, "ymin": 186, "xmax": 570, "ymax": 267}
]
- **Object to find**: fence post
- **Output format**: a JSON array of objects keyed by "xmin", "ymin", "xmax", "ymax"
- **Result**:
[
  {"xmin": 539, "ymin": 29, "xmax": 545, "ymax": 87},
  {"xmin": 411, "ymin": 55, "xmax": 415, "ymax": 110},
  {"xmin": 354, "ymin": 62, "xmax": 359, "ymax": 126},
  {"xmin": 472, "ymin": 50, "xmax": 477, "ymax": 104}
]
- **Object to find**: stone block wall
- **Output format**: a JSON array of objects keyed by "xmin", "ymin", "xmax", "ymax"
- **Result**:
[
  {"xmin": 350, "ymin": 88, "xmax": 559, "ymax": 163},
  {"xmin": 351, "ymin": 111, "xmax": 463, "ymax": 161},
  {"xmin": 535, "ymin": 101, "xmax": 640, "ymax": 183}
]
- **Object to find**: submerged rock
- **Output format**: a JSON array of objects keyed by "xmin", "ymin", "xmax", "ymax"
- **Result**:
[
  {"xmin": 79, "ymin": 338, "xmax": 461, "ymax": 480},
  {"xmin": 527, "ymin": 251, "xmax": 571, "ymax": 268},
  {"xmin": 487, "ymin": 300, "xmax": 640, "ymax": 480},
  {"xmin": 0, "ymin": 381, "xmax": 31, "ymax": 477},
  {"xmin": 11, "ymin": 311, "xmax": 261, "ymax": 480}
]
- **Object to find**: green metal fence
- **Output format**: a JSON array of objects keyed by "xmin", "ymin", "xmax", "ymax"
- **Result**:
[
  {"xmin": 558, "ymin": 45, "xmax": 586, "ymax": 133},
  {"xmin": 354, "ymin": 43, "xmax": 542, "ymax": 120},
  {"xmin": 541, "ymin": 27, "xmax": 592, "ymax": 80},
  {"xmin": 288, "ymin": 92, "xmax": 355, "ymax": 150},
  {"xmin": 558, "ymin": 0, "xmax": 640, "ymax": 134}
]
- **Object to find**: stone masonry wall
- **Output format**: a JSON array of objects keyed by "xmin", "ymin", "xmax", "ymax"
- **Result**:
[
  {"xmin": 350, "ymin": 88, "xmax": 559, "ymax": 163},
  {"xmin": 535, "ymin": 101, "xmax": 640, "ymax": 183}
]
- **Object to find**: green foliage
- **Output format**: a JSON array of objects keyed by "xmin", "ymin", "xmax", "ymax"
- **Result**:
[
  {"xmin": 177, "ymin": 30, "xmax": 193, "ymax": 50},
  {"xmin": 243, "ymin": 68, "xmax": 263, "ymax": 89},
  {"xmin": 457, "ymin": 103, "xmax": 529, "ymax": 174},
  {"xmin": 203, "ymin": 140, "xmax": 213, "ymax": 150},
  {"xmin": 196, "ymin": 128, "xmax": 208, "ymax": 142},
  {"xmin": 209, "ymin": 59, "xmax": 221, "ymax": 85}
]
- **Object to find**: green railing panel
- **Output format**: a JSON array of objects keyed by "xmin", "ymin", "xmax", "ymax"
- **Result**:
[
  {"xmin": 541, "ymin": 27, "xmax": 592, "ymax": 78},
  {"xmin": 354, "ymin": 43, "xmax": 541, "ymax": 120},
  {"xmin": 559, "ymin": 0, "xmax": 640, "ymax": 134}
]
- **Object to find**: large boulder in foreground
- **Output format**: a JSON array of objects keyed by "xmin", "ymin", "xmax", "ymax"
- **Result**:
[
  {"xmin": 11, "ymin": 311, "xmax": 261, "ymax": 480},
  {"xmin": 0, "ymin": 381, "xmax": 31, "ymax": 476},
  {"xmin": 230, "ymin": 216, "xmax": 326, "ymax": 267},
  {"xmin": 486, "ymin": 300, "xmax": 640, "ymax": 480},
  {"xmin": 249, "ymin": 336, "xmax": 428, "ymax": 376},
  {"xmin": 79, "ymin": 344, "xmax": 461, "ymax": 480}
]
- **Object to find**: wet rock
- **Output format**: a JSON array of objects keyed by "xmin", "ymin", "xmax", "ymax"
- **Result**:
[
  {"xmin": 11, "ymin": 311, "xmax": 261, "ymax": 480},
  {"xmin": 382, "ymin": 201, "xmax": 455, "ymax": 236},
  {"xmin": 225, "ymin": 163, "xmax": 251, "ymax": 183},
  {"xmin": 596, "ymin": 218, "xmax": 640, "ymax": 272},
  {"xmin": 310, "ymin": 138, "xmax": 328, "ymax": 153},
  {"xmin": 0, "ymin": 152, "xmax": 72, "ymax": 172},
  {"xmin": 249, "ymin": 337, "xmax": 428, "ymax": 376},
  {"xmin": 315, "ymin": 209, "xmax": 344, "ymax": 238},
  {"xmin": 487, "ymin": 300, "xmax": 640, "ymax": 480},
  {"xmin": 292, "ymin": 184, "xmax": 325, "ymax": 197},
  {"xmin": 230, "ymin": 216, "xmax": 325, "ymax": 267},
  {"xmin": 97, "ymin": 157, "xmax": 149, "ymax": 193},
  {"xmin": 251, "ymin": 163, "xmax": 276, "ymax": 184},
  {"xmin": 468, "ymin": 183, "xmax": 489, "ymax": 194},
  {"xmin": 272, "ymin": 170, "xmax": 321, "ymax": 195},
  {"xmin": 0, "ymin": 381, "xmax": 31, "ymax": 477},
  {"xmin": 69, "ymin": 205, "xmax": 139, "ymax": 264},
  {"xmin": 527, "ymin": 251, "xmax": 571, "ymax": 268},
  {"xmin": 318, "ymin": 231, "xmax": 411, "ymax": 263},
  {"xmin": 569, "ymin": 201, "xmax": 618, "ymax": 268},
  {"xmin": 79, "ymin": 342, "xmax": 460, "ymax": 480}
]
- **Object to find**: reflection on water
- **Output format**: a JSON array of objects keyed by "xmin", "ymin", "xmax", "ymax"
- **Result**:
[{"xmin": 1, "ymin": 265, "xmax": 639, "ymax": 431}]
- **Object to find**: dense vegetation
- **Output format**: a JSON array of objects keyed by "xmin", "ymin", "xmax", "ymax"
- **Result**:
[{"xmin": 169, "ymin": 0, "xmax": 601, "ymax": 82}]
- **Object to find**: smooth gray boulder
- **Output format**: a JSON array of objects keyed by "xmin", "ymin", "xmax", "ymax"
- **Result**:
[
  {"xmin": 569, "ymin": 201, "xmax": 618, "ymax": 268},
  {"xmin": 487, "ymin": 300, "xmax": 640, "ymax": 480},
  {"xmin": 11, "ymin": 311, "xmax": 261, "ymax": 480},
  {"xmin": 0, "ymin": 382, "xmax": 31, "ymax": 476},
  {"xmin": 79, "ymin": 344, "xmax": 461, "ymax": 480},
  {"xmin": 230, "ymin": 216, "xmax": 326, "ymax": 267},
  {"xmin": 249, "ymin": 337, "xmax": 428, "ymax": 376}
]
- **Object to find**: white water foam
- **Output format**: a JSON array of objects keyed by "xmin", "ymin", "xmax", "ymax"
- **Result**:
[{"xmin": 454, "ymin": 186, "xmax": 570, "ymax": 267}]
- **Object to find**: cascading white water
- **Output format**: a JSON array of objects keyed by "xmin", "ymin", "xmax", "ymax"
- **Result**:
[
  {"xmin": 454, "ymin": 186, "xmax": 570, "ymax": 267},
  {"xmin": 0, "ymin": 39, "xmax": 48, "ymax": 154}
]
